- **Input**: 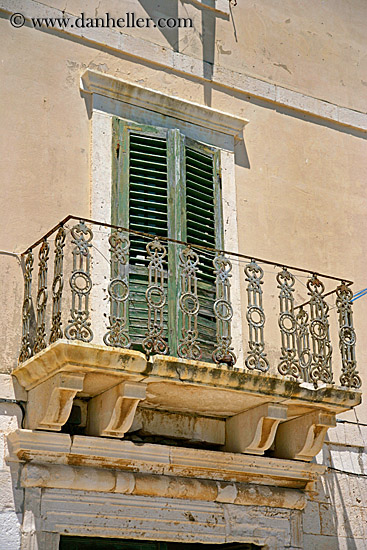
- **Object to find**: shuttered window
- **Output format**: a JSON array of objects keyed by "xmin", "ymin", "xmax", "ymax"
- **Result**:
[{"xmin": 112, "ymin": 119, "xmax": 223, "ymax": 361}]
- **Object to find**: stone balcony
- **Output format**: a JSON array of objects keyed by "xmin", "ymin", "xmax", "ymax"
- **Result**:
[{"xmin": 11, "ymin": 216, "xmax": 362, "ymax": 492}]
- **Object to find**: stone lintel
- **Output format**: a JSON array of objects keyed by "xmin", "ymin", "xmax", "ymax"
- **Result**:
[
  {"xmin": 20, "ymin": 463, "xmax": 306, "ymax": 510},
  {"xmin": 225, "ymin": 403, "xmax": 288, "ymax": 454},
  {"xmin": 7, "ymin": 430, "xmax": 325, "ymax": 490}
]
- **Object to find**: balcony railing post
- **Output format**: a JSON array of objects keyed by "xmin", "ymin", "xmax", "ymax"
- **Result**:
[
  {"xmin": 336, "ymin": 283, "xmax": 361, "ymax": 389},
  {"xmin": 104, "ymin": 231, "xmax": 130, "ymax": 348},
  {"xmin": 212, "ymin": 253, "xmax": 236, "ymax": 366},
  {"xmin": 19, "ymin": 250, "xmax": 34, "ymax": 363},
  {"xmin": 142, "ymin": 238, "xmax": 168, "ymax": 356},
  {"xmin": 295, "ymin": 307, "xmax": 311, "ymax": 383},
  {"xmin": 178, "ymin": 246, "xmax": 201, "ymax": 360},
  {"xmin": 49, "ymin": 226, "xmax": 66, "ymax": 344},
  {"xmin": 244, "ymin": 259, "xmax": 269, "ymax": 372},
  {"xmin": 33, "ymin": 240, "xmax": 50, "ymax": 354},
  {"xmin": 307, "ymin": 275, "xmax": 333, "ymax": 387},
  {"xmin": 65, "ymin": 221, "xmax": 93, "ymax": 343},
  {"xmin": 277, "ymin": 268, "xmax": 301, "ymax": 380}
]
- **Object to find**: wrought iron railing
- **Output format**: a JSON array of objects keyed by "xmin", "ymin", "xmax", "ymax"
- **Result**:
[{"xmin": 18, "ymin": 216, "xmax": 361, "ymax": 390}]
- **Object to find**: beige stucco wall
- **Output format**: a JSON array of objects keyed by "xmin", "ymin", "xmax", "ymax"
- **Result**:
[{"xmin": 0, "ymin": 1, "xmax": 366, "ymax": 548}]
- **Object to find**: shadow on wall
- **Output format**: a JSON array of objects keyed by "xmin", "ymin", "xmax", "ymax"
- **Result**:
[
  {"xmin": 313, "ymin": 444, "xmax": 359, "ymax": 549},
  {"xmin": 137, "ymin": 0, "xmax": 230, "ymax": 107}
]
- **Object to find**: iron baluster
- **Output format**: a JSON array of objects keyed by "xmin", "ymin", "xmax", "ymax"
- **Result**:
[
  {"xmin": 244, "ymin": 259, "xmax": 269, "ymax": 372},
  {"xmin": 212, "ymin": 253, "xmax": 236, "ymax": 366},
  {"xmin": 336, "ymin": 283, "xmax": 361, "ymax": 389},
  {"xmin": 19, "ymin": 251, "xmax": 34, "ymax": 363},
  {"xmin": 142, "ymin": 238, "xmax": 168, "ymax": 355},
  {"xmin": 178, "ymin": 246, "xmax": 201, "ymax": 360},
  {"xmin": 307, "ymin": 275, "xmax": 333, "ymax": 387},
  {"xmin": 49, "ymin": 227, "xmax": 66, "ymax": 344},
  {"xmin": 33, "ymin": 240, "xmax": 50, "ymax": 354},
  {"xmin": 104, "ymin": 231, "xmax": 130, "ymax": 348},
  {"xmin": 65, "ymin": 221, "xmax": 93, "ymax": 342},
  {"xmin": 295, "ymin": 307, "xmax": 312, "ymax": 383},
  {"xmin": 277, "ymin": 268, "xmax": 301, "ymax": 379}
]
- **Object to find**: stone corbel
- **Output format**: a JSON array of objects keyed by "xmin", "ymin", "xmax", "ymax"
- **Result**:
[
  {"xmin": 87, "ymin": 381, "xmax": 147, "ymax": 438},
  {"xmin": 274, "ymin": 411, "xmax": 336, "ymax": 461},
  {"xmin": 225, "ymin": 403, "xmax": 288, "ymax": 454},
  {"xmin": 26, "ymin": 373, "xmax": 85, "ymax": 431}
]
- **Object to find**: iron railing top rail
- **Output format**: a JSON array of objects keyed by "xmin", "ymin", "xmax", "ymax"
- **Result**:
[{"xmin": 21, "ymin": 215, "xmax": 354, "ymax": 286}]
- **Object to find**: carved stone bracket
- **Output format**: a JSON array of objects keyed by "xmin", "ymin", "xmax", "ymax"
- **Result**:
[
  {"xmin": 225, "ymin": 403, "xmax": 288, "ymax": 455},
  {"xmin": 26, "ymin": 372, "xmax": 85, "ymax": 431},
  {"xmin": 87, "ymin": 381, "xmax": 147, "ymax": 438},
  {"xmin": 274, "ymin": 410, "xmax": 336, "ymax": 461}
]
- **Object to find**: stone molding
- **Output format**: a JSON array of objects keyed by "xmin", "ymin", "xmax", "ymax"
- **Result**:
[
  {"xmin": 8, "ymin": 430, "xmax": 325, "ymax": 490},
  {"xmin": 81, "ymin": 69, "xmax": 248, "ymax": 139},
  {"xmin": 22, "ymin": 487, "xmax": 297, "ymax": 548},
  {"xmin": 1, "ymin": 0, "xmax": 366, "ymax": 132},
  {"xmin": 20, "ymin": 462, "xmax": 306, "ymax": 510}
]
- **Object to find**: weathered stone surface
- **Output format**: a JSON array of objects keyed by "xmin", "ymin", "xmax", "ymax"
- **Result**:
[
  {"xmin": 274, "ymin": 411, "xmax": 336, "ymax": 461},
  {"xmin": 8, "ymin": 430, "xmax": 325, "ymax": 490},
  {"xmin": 87, "ymin": 381, "xmax": 147, "ymax": 438},
  {"xmin": 225, "ymin": 402, "xmax": 287, "ymax": 454}
]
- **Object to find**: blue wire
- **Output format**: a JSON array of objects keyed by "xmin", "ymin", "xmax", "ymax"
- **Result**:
[{"xmin": 351, "ymin": 289, "xmax": 367, "ymax": 302}]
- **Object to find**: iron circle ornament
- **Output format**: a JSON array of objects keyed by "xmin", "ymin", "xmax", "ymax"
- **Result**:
[
  {"xmin": 278, "ymin": 312, "xmax": 297, "ymax": 334},
  {"xmin": 246, "ymin": 305, "xmax": 265, "ymax": 328},
  {"xmin": 108, "ymin": 279, "xmax": 129, "ymax": 303},
  {"xmin": 146, "ymin": 285, "xmax": 166, "ymax": 308},
  {"xmin": 179, "ymin": 292, "xmax": 200, "ymax": 315},
  {"xmin": 310, "ymin": 319, "xmax": 327, "ymax": 340},
  {"xmin": 340, "ymin": 326, "xmax": 356, "ymax": 346},
  {"xmin": 52, "ymin": 274, "xmax": 63, "ymax": 296},
  {"xmin": 69, "ymin": 270, "xmax": 92, "ymax": 296},
  {"xmin": 37, "ymin": 288, "xmax": 47, "ymax": 308},
  {"xmin": 214, "ymin": 299, "xmax": 233, "ymax": 322}
]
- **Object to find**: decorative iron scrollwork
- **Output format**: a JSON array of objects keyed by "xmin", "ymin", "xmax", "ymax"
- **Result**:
[
  {"xmin": 142, "ymin": 238, "xmax": 168, "ymax": 355},
  {"xmin": 104, "ymin": 231, "xmax": 130, "ymax": 348},
  {"xmin": 277, "ymin": 268, "xmax": 302, "ymax": 380},
  {"xmin": 307, "ymin": 275, "xmax": 333, "ymax": 387},
  {"xmin": 19, "ymin": 250, "xmax": 34, "ymax": 363},
  {"xmin": 33, "ymin": 240, "xmax": 50, "ymax": 354},
  {"xmin": 212, "ymin": 253, "xmax": 236, "ymax": 366},
  {"xmin": 178, "ymin": 246, "xmax": 201, "ymax": 360},
  {"xmin": 244, "ymin": 260, "xmax": 269, "ymax": 372},
  {"xmin": 49, "ymin": 227, "xmax": 66, "ymax": 344},
  {"xmin": 295, "ymin": 307, "xmax": 312, "ymax": 382},
  {"xmin": 336, "ymin": 283, "xmax": 361, "ymax": 389},
  {"xmin": 65, "ymin": 221, "xmax": 93, "ymax": 343}
]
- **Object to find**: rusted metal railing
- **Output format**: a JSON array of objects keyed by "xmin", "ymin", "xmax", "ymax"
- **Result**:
[{"xmin": 18, "ymin": 216, "xmax": 361, "ymax": 390}]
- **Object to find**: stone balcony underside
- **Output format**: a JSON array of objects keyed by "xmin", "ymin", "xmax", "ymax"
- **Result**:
[{"xmin": 13, "ymin": 341, "xmax": 361, "ymax": 463}]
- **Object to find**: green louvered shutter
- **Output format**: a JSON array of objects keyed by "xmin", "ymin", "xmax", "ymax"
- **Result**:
[
  {"xmin": 112, "ymin": 120, "xmax": 171, "ymax": 350},
  {"xmin": 184, "ymin": 140, "xmax": 223, "ymax": 362},
  {"xmin": 112, "ymin": 119, "xmax": 223, "ymax": 361}
]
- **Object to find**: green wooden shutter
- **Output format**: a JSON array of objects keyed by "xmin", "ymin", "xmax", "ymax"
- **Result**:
[
  {"xmin": 112, "ymin": 119, "xmax": 223, "ymax": 361},
  {"xmin": 184, "ymin": 139, "xmax": 223, "ymax": 362},
  {"xmin": 112, "ymin": 120, "xmax": 170, "ymax": 350}
]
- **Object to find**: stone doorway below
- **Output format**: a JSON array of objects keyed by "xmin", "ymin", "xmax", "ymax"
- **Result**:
[{"xmin": 59, "ymin": 537, "xmax": 263, "ymax": 550}]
